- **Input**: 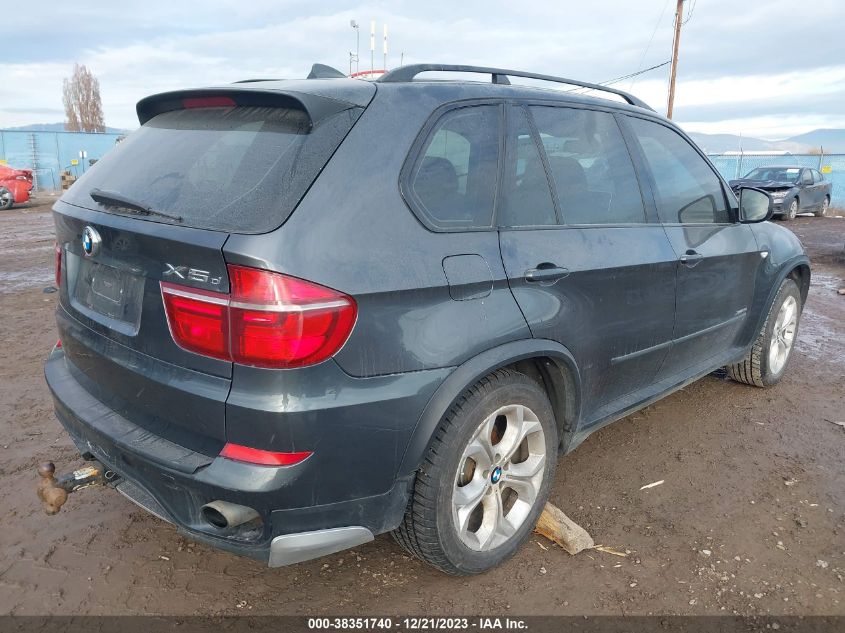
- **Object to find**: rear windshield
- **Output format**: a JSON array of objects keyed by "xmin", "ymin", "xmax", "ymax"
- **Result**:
[{"xmin": 63, "ymin": 105, "xmax": 361, "ymax": 233}]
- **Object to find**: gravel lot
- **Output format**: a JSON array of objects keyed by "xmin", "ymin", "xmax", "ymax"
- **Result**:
[{"xmin": 1, "ymin": 198, "xmax": 843, "ymax": 617}]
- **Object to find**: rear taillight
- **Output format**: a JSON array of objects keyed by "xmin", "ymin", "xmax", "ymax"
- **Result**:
[
  {"xmin": 54, "ymin": 243, "xmax": 62, "ymax": 287},
  {"xmin": 161, "ymin": 265, "xmax": 356, "ymax": 368}
]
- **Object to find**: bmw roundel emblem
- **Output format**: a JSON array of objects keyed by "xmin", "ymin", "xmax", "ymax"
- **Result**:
[
  {"xmin": 81, "ymin": 225, "xmax": 101, "ymax": 257},
  {"xmin": 490, "ymin": 466, "xmax": 502, "ymax": 484}
]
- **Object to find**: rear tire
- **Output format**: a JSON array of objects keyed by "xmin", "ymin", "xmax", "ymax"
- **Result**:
[
  {"xmin": 783, "ymin": 197, "xmax": 798, "ymax": 221},
  {"xmin": 726, "ymin": 279, "xmax": 801, "ymax": 387},
  {"xmin": 393, "ymin": 368, "xmax": 558, "ymax": 575},
  {"xmin": 0, "ymin": 188, "xmax": 13, "ymax": 210},
  {"xmin": 815, "ymin": 196, "xmax": 830, "ymax": 217}
]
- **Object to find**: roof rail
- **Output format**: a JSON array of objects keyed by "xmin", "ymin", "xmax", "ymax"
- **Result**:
[{"xmin": 378, "ymin": 64, "xmax": 654, "ymax": 111}]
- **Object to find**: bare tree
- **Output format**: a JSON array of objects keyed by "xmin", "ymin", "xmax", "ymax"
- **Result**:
[{"xmin": 63, "ymin": 64, "xmax": 105, "ymax": 133}]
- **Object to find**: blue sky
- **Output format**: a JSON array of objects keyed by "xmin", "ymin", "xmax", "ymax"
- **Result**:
[{"xmin": 3, "ymin": 0, "xmax": 844, "ymax": 138}]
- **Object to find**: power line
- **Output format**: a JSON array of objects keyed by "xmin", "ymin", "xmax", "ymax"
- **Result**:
[
  {"xmin": 630, "ymin": 0, "xmax": 673, "ymax": 90},
  {"xmin": 682, "ymin": 0, "xmax": 697, "ymax": 25},
  {"xmin": 601, "ymin": 60, "xmax": 672, "ymax": 86},
  {"xmin": 564, "ymin": 60, "xmax": 671, "ymax": 96}
]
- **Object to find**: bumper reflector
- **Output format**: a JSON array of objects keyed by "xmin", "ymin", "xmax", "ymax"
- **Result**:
[{"xmin": 220, "ymin": 443, "xmax": 312, "ymax": 466}]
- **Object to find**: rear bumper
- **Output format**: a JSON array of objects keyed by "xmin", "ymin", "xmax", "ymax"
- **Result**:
[{"xmin": 45, "ymin": 347, "xmax": 448, "ymax": 565}]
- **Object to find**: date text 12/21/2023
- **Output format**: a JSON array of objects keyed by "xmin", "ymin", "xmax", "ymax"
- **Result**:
[{"xmin": 306, "ymin": 617, "xmax": 528, "ymax": 630}]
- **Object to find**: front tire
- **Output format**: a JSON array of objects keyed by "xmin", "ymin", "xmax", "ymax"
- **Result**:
[
  {"xmin": 783, "ymin": 197, "xmax": 798, "ymax": 221},
  {"xmin": 393, "ymin": 368, "xmax": 558, "ymax": 575},
  {"xmin": 727, "ymin": 279, "xmax": 801, "ymax": 387}
]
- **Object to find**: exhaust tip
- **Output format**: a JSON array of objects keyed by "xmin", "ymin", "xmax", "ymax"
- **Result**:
[
  {"xmin": 201, "ymin": 500, "xmax": 260, "ymax": 530},
  {"xmin": 201, "ymin": 504, "xmax": 230, "ymax": 529}
]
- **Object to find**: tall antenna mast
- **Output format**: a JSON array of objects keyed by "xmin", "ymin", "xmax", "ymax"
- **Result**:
[
  {"xmin": 383, "ymin": 24, "xmax": 388, "ymax": 71},
  {"xmin": 370, "ymin": 20, "xmax": 375, "ymax": 76}
]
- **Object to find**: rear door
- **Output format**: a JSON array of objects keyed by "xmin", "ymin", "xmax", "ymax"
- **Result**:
[
  {"xmin": 623, "ymin": 115, "xmax": 761, "ymax": 379},
  {"xmin": 806, "ymin": 169, "xmax": 824, "ymax": 208},
  {"xmin": 799, "ymin": 169, "xmax": 817, "ymax": 208},
  {"xmin": 497, "ymin": 103, "xmax": 677, "ymax": 422},
  {"xmin": 54, "ymin": 92, "xmax": 367, "ymax": 452}
]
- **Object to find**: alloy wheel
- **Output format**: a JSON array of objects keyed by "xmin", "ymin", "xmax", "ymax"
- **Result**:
[
  {"xmin": 452, "ymin": 404, "xmax": 546, "ymax": 551},
  {"xmin": 769, "ymin": 295, "xmax": 798, "ymax": 375}
]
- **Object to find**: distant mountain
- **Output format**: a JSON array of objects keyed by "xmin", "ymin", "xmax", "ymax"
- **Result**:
[
  {"xmin": 686, "ymin": 132, "xmax": 811, "ymax": 154},
  {"xmin": 686, "ymin": 128, "xmax": 845, "ymax": 155},
  {"xmin": 783, "ymin": 128, "xmax": 845, "ymax": 153},
  {"xmin": 2, "ymin": 122, "xmax": 130, "ymax": 134}
]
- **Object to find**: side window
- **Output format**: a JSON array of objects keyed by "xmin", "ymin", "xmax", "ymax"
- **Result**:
[
  {"xmin": 498, "ymin": 107, "xmax": 557, "ymax": 227},
  {"xmin": 408, "ymin": 106, "xmax": 499, "ymax": 229},
  {"xmin": 812, "ymin": 169, "xmax": 823, "ymax": 182},
  {"xmin": 627, "ymin": 117, "xmax": 730, "ymax": 224},
  {"xmin": 529, "ymin": 106, "xmax": 646, "ymax": 225},
  {"xmin": 801, "ymin": 169, "xmax": 813, "ymax": 185}
]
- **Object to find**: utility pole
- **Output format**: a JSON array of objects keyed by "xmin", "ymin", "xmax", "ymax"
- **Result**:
[{"xmin": 666, "ymin": 0, "xmax": 684, "ymax": 119}]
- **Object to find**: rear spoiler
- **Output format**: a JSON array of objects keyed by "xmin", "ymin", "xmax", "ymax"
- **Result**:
[{"xmin": 136, "ymin": 87, "xmax": 361, "ymax": 126}]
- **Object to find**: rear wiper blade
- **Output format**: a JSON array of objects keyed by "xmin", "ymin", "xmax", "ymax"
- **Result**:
[{"xmin": 89, "ymin": 188, "xmax": 183, "ymax": 222}]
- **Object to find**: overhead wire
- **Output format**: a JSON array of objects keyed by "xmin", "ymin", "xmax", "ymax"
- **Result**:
[{"xmin": 630, "ymin": 0, "xmax": 673, "ymax": 89}]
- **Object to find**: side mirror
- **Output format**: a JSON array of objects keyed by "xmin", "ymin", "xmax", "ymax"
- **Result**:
[{"xmin": 738, "ymin": 187, "xmax": 773, "ymax": 223}]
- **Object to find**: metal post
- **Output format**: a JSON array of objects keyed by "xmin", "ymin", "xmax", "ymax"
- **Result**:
[
  {"xmin": 818, "ymin": 146, "xmax": 824, "ymax": 170},
  {"xmin": 29, "ymin": 133, "xmax": 39, "ymax": 191},
  {"xmin": 737, "ymin": 150, "xmax": 743, "ymax": 180}
]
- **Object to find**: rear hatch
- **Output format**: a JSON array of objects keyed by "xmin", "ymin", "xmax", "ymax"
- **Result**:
[{"xmin": 53, "ymin": 80, "xmax": 374, "ymax": 454}]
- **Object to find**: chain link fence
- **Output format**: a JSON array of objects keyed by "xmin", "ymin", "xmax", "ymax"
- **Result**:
[
  {"xmin": 708, "ymin": 153, "xmax": 843, "ymax": 207},
  {"xmin": 0, "ymin": 130, "xmax": 124, "ymax": 192},
  {"xmin": 2, "ymin": 130, "xmax": 842, "ymax": 208}
]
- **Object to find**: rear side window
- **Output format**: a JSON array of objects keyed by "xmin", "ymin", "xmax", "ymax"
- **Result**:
[
  {"xmin": 406, "ymin": 106, "xmax": 500, "ymax": 229},
  {"xmin": 498, "ymin": 106, "xmax": 557, "ymax": 227},
  {"xmin": 63, "ymin": 106, "xmax": 361, "ymax": 233},
  {"xmin": 529, "ymin": 106, "xmax": 646, "ymax": 225},
  {"xmin": 627, "ymin": 117, "xmax": 730, "ymax": 224}
]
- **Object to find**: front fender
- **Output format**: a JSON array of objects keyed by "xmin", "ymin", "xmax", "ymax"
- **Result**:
[
  {"xmin": 741, "ymin": 222, "xmax": 810, "ymax": 346},
  {"xmin": 396, "ymin": 338, "xmax": 582, "ymax": 479}
]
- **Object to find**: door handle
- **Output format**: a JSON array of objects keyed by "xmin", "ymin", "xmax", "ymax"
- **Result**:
[
  {"xmin": 679, "ymin": 250, "xmax": 704, "ymax": 268},
  {"xmin": 525, "ymin": 264, "xmax": 570, "ymax": 283}
]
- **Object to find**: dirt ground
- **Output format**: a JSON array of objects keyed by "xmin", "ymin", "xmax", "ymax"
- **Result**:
[{"xmin": 1, "ymin": 197, "xmax": 843, "ymax": 617}]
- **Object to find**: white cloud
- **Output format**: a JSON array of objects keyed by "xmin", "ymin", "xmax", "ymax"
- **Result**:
[{"xmin": 1, "ymin": 0, "xmax": 843, "ymax": 136}]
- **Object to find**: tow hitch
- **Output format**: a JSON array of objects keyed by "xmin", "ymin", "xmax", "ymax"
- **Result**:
[{"xmin": 36, "ymin": 461, "xmax": 116, "ymax": 515}]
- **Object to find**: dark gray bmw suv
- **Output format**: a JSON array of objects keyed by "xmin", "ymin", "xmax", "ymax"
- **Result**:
[{"xmin": 44, "ymin": 64, "xmax": 810, "ymax": 575}]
